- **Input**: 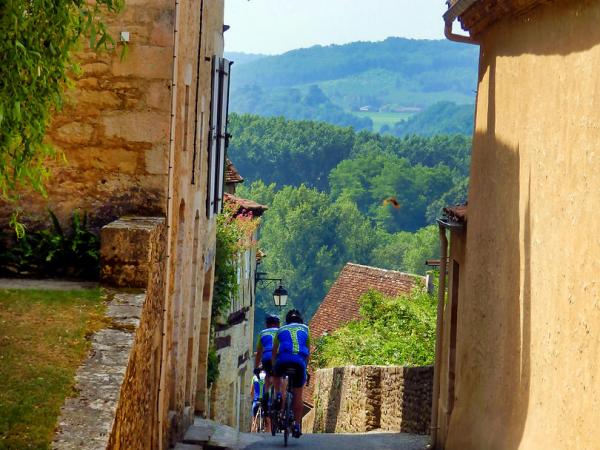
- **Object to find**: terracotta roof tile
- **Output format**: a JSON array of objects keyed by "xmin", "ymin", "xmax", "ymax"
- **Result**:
[
  {"xmin": 443, "ymin": 203, "xmax": 467, "ymax": 224},
  {"xmin": 445, "ymin": 0, "xmax": 551, "ymax": 36},
  {"xmin": 226, "ymin": 159, "xmax": 244, "ymax": 184},
  {"xmin": 304, "ymin": 262, "xmax": 424, "ymax": 405},
  {"xmin": 224, "ymin": 193, "xmax": 268, "ymax": 217}
]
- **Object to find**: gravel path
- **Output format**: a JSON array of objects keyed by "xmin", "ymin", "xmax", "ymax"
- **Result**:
[{"xmin": 0, "ymin": 278, "xmax": 98, "ymax": 290}]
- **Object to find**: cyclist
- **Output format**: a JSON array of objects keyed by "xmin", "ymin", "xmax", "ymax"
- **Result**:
[
  {"xmin": 254, "ymin": 314, "xmax": 281, "ymax": 425},
  {"xmin": 272, "ymin": 309, "xmax": 310, "ymax": 438},
  {"xmin": 250, "ymin": 369, "xmax": 266, "ymax": 432}
]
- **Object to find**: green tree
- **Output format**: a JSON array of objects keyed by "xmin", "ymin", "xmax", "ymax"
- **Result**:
[
  {"xmin": 252, "ymin": 185, "xmax": 376, "ymax": 319},
  {"xmin": 0, "ymin": 0, "xmax": 123, "ymax": 198},
  {"xmin": 371, "ymin": 225, "xmax": 440, "ymax": 275}
]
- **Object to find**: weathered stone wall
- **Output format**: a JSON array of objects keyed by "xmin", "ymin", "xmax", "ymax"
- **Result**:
[
  {"xmin": 0, "ymin": 0, "xmax": 174, "ymax": 231},
  {"xmin": 380, "ymin": 366, "xmax": 433, "ymax": 434},
  {"xmin": 103, "ymin": 218, "xmax": 166, "ymax": 449},
  {"xmin": 308, "ymin": 365, "xmax": 432, "ymax": 435},
  {"xmin": 209, "ymin": 246, "xmax": 257, "ymax": 432},
  {"xmin": 1, "ymin": 0, "xmax": 226, "ymax": 446},
  {"xmin": 53, "ymin": 290, "xmax": 147, "ymax": 450},
  {"xmin": 54, "ymin": 216, "xmax": 166, "ymax": 449},
  {"xmin": 441, "ymin": 2, "xmax": 600, "ymax": 450},
  {"xmin": 209, "ymin": 316, "xmax": 253, "ymax": 431}
]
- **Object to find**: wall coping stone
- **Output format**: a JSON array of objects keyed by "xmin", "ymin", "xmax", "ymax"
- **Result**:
[{"xmin": 53, "ymin": 289, "xmax": 146, "ymax": 450}]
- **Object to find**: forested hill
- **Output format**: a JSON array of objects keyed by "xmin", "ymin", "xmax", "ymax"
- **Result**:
[
  {"xmin": 229, "ymin": 37, "xmax": 479, "ymax": 131},
  {"xmin": 230, "ymin": 113, "xmax": 470, "ymax": 320}
]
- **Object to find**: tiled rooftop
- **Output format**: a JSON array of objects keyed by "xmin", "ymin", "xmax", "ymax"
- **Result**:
[
  {"xmin": 305, "ymin": 263, "xmax": 424, "ymax": 405},
  {"xmin": 443, "ymin": 203, "xmax": 467, "ymax": 224},
  {"xmin": 225, "ymin": 159, "xmax": 244, "ymax": 184},
  {"xmin": 224, "ymin": 193, "xmax": 268, "ymax": 217},
  {"xmin": 445, "ymin": 0, "xmax": 552, "ymax": 35}
]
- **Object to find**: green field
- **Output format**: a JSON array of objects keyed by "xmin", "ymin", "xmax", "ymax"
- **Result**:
[
  {"xmin": 352, "ymin": 111, "xmax": 415, "ymax": 132},
  {"xmin": 0, "ymin": 288, "xmax": 106, "ymax": 449}
]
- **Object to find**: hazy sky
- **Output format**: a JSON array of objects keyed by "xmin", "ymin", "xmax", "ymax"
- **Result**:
[{"xmin": 224, "ymin": 0, "xmax": 448, "ymax": 55}]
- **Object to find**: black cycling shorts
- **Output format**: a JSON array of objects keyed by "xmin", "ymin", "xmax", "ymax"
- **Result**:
[
  {"xmin": 274, "ymin": 360, "xmax": 306, "ymax": 388},
  {"xmin": 261, "ymin": 358, "xmax": 274, "ymax": 376}
]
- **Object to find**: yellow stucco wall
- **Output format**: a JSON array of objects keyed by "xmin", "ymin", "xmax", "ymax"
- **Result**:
[{"xmin": 444, "ymin": 1, "xmax": 600, "ymax": 449}]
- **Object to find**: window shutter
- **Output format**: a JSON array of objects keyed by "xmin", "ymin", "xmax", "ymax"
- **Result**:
[
  {"xmin": 206, "ymin": 56, "xmax": 220, "ymax": 218},
  {"xmin": 214, "ymin": 58, "xmax": 232, "ymax": 215}
]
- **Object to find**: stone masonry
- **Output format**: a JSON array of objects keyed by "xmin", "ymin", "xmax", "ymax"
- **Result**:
[{"xmin": 308, "ymin": 365, "xmax": 433, "ymax": 435}]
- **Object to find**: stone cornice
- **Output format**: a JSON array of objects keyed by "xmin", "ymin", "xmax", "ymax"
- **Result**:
[{"xmin": 445, "ymin": 0, "xmax": 554, "ymax": 36}]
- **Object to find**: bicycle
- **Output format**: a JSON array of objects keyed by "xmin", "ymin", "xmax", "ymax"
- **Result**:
[
  {"xmin": 268, "ymin": 385, "xmax": 278, "ymax": 436},
  {"xmin": 279, "ymin": 367, "xmax": 299, "ymax": 447},
  {"xmin": 251, "ymin": 400, "xmax": 266, "ymax": 433}
]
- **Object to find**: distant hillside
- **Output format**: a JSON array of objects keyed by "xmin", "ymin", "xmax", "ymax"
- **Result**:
[
  {"xmin": 228, "ymin": 38, "xmax": 479, "ymax": 131},
  {"xmin": 388, "ymin": 101, "xmax": 475, "ymax": 136},
  {"xmin": 224, "ymin": 51, "xmax": 266, "ymax": 65}
]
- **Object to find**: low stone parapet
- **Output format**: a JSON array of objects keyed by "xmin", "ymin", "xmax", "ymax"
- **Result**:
[
  {"xmin": 53, "ymin": 217, "xmax": 166, "ymax": 449},
  {"xmin": 307, "ymin": 365, "xmax": 432, "ymax": 435}
]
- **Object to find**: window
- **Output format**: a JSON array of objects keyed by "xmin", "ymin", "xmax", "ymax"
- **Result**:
[{"xmin": 206, "ymin": 56, "xmax": 232, "ymax": 218}]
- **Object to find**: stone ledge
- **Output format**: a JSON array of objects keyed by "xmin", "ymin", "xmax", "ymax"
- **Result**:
[
  {"xmin": 100, "ymin": 216, "xmax": 166, "ymax": 288},
  {"xmin": 53, "ymin": 289, "xmax": 146, "ymax": 450}
]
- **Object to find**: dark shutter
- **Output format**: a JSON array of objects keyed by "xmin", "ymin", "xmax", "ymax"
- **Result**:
[
  {"xmin": 214, "ymin": 58, "xmax": 232, "ymax": 214},
  {"xmin": 206, "ymin": 56, "xmax": 220, "ymax": 218}
]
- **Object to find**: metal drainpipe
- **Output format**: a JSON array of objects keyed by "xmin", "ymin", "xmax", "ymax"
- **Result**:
[
  {"xmin": 431, "ymin": 223, "xmax": 449, "ymax": 449},
  {"xmin": 158, "ymin": 0, "xmax": 181, "ymax": 448},
  {"xmin": 444, "ymin": 20, "xmax": 479, "ymax": 46}
]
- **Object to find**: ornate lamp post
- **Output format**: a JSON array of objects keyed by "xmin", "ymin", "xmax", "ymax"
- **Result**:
[
  {"xmin": 256, "ymin": 272, "xmax": 288, "ymax": 310},
  {"xmin": 272, "ymin": 284, "xmax": 288, "ymax": 309}
]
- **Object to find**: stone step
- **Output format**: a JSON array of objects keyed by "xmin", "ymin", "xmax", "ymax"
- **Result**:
[
  {"xmin": 174, "ymin": 444, "xmax": 203, "ymax": 450},
  {"xmin": 182, "ymin": 424, "xmax": 213, "ymax": 444}
]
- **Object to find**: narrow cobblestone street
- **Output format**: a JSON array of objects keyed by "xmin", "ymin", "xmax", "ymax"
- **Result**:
[
  {"xmin": 241, "ymin": 432, "xmax": 429, "ymax": 450},
  {"xmin": 176, "ymin": 420, "xmax": 429, "ymax": 450}
]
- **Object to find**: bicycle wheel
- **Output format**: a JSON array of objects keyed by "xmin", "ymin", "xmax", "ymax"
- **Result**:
[
  {"xmin": 251, "ymin": 406, "xmax": 261, "ymax": 433},
  {"xmin": 270, "ymin": 391, "xmax": 278, "ymax": 436},
  {"xmin": 283, "ymin": 391, "xmax": 293, "ymax": 447},
  {"xmin": 258, "ymin": 406, "xmax": 265, "ymax": 433}
]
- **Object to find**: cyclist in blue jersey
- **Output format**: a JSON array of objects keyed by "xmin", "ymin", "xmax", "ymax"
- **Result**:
[
  {"xmin": 250, "ymin": 370, "xmax": 266, "ymax": 432},
  {"xmin": 254, "ymin": 314, "xmax": 280, "ymax": 427},
  {"xmin": 272, "ymin": 309, "xmax": 310, "ymax": 438}
]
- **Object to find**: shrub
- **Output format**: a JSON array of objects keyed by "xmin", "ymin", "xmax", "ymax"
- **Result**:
[
  {"xmin": 313, "ymin": 287, "xmax": 437, "ymax": 368},
  {"xmin": 0, "ymin": 210, "xmax": 100, "ymax": 279}
]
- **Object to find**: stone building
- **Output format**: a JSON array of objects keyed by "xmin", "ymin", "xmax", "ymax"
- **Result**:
[
  {"xmin": 306, "ymin": 263, "xmax": 425, "ymax": 407},
  {"xmin": 433, "ymin": 1, "xmax": 600, "ymax": 449},
  {"xmin": 1, "ymin": 0, "xmax": 231, "ymax": 448},
  {"xmin": 208, "ymin": 189, "xmax": 267, "ymax": 432}
]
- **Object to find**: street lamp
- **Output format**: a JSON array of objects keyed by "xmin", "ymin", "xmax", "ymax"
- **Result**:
[
  {"xmin": 273, "ymin": 284, "xmax": 288, "ymax": 309},
  {"xmin": 255, "ymin": 272, "xmax": 289, "ymax": 310}
]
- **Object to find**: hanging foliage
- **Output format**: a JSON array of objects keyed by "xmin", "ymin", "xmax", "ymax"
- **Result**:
[
  {"xmin": 212, "ymin": 202, "xmax": 260, "ymax": 321},
  {"xmin": 0, "ymin": 0, "xmax": 124, "ymax": 198}
]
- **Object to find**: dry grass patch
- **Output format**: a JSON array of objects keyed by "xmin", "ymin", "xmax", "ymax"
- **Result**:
[{"xmin": 0, "ymin": 288, "xmax": 106, "ymax": 449}]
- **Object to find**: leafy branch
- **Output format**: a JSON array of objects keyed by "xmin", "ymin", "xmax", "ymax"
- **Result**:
[{"xmin": 0, "ymin": 0, "xmax": 124, "ymax": 199}]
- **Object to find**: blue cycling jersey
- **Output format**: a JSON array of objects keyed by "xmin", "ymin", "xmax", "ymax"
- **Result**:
[
  {"xmin": 252, "ymin": 375, "xmax": 264, "ymax": 401},
  {"xmin": 257, "ymin": 327, "xmax": 278, "ymax": 361},
  {"xmin": 275, "ymin": 323, "xmax": 310, "ymax": 359}
]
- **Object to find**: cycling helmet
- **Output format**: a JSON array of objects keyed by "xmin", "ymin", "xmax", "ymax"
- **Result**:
[
  {"xmin": 285, "ymin": 309, "xmax": 303, "ymax": 324},
  {"xmin": 265, "ymin": 314, "xmax": 280, "ymax": 327}
]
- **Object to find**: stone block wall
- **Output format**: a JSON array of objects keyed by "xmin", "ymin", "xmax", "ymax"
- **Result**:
[
  {"xmin": 308, "ymin": 365, "xmax": 432, "ymax": 435},
  {"xmin": 54, "ymin": 217, "xmax": 166, "ymax": 449},
  {"xmin": 209, "ymin": 308, "xmax": 254, "ymax": 432},
  {"xmin": 103, "ymin": 218, "xmax": 166, "ymax": 449}
]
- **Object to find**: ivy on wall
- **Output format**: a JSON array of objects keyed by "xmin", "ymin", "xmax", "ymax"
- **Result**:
[
  {"xmin": 0, "ymin": 0, "xmax": 123, "ymax": 198},
  {"xmin": 208, "ymin": 202, "xmax": 260, "ymax": 386}
]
